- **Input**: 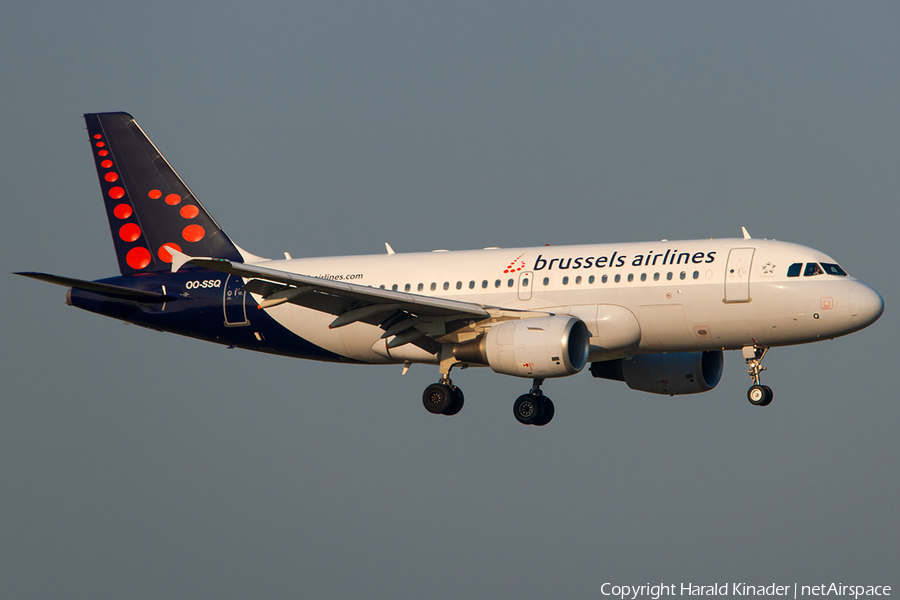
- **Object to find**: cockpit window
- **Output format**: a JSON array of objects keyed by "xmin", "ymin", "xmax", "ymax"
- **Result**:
[
  {"xmin": 820, "ymin": 262, "xmax": 848, "ymax": 276},
  {"xmin": 804, "ymin": 263, "xmax": 825, "ymax": 277},
  {"xmin": 787, "ymin": 263, "xmax": 802, "ymax": 278}
]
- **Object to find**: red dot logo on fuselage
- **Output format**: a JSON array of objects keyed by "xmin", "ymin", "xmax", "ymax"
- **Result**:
[{"xmin": 503, "ymin": 253, "xmax": 526, "ymax": 274}]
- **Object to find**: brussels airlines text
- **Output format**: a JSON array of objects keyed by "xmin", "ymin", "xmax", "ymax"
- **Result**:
[{"xmin": 533, "ymin": 249, "xmax": 717, "ymax": 271}]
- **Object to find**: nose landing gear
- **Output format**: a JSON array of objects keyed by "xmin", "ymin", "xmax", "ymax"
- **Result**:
[{"xmin": 744, "ymin": 345, "xmax": 773, "ymax": 406}]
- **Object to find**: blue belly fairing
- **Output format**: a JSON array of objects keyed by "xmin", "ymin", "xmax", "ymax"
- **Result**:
[{"xmin": 67, "ymin": 269, "xmax": 353, "ymax": 363}]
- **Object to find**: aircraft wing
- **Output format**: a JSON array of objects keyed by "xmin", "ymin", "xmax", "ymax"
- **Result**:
[
  {"xmin": 173, "ymin": 255, "xmax": 491, "ymax": 317},
  {"xmin": 167, "ymin": 249, "xmax": 524, "ymax": 353}
]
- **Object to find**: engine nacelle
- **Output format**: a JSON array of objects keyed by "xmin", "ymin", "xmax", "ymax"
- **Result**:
[
  {"xmin": 454, "ymin": 316, "xmax": 590, "ymax": 378},
  {"xmin": 590, "ymin": 351, "xmax": 724, "ymax": 395}
]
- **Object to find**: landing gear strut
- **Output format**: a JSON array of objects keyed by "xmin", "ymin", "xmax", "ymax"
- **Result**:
[
  {"xmin": 513, "ymin": 378, "xmax": 555, "ymax": 426},
  {"xmin": 743, "ymin": 345, "xmax": 773, "ymax": 407}
]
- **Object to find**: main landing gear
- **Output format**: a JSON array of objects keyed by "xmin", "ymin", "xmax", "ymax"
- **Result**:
[
  {"xmin": 744, "ymin": 345, "xmax": 773, "ymax": 407},
  {"xmin": 422, "ymin": 378, "xmax": 465, "ymax": 416},
  {"xmin": 422, "ymin": 348, "xmax": 466, "ymax": 416},
  {"xmin": 513, "ymin": 378, "xmax": 555, "ymax": 426},
  {"xmin": 420, "ymin": 371, "xmax": 555, "ymax": 426}
]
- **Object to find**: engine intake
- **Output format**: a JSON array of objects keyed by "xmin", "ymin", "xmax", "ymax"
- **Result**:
[
  {"xmin": 590, "ymin": 351, "xmax": 724, "ymax": 395},
  {"xmin": 454, "ymin": 316, "xmax": 590, "ymax": 378}
]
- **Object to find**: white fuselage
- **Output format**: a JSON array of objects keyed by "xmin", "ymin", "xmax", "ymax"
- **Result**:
[{"xmin": 247, "ymin": 238, "xmax": 881, "ymax": 365}]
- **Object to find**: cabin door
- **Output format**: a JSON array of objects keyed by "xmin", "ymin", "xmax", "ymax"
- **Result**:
[
  {"xmin": 724, "ymin": 248, "xmax": 755, "ymax": 303},
  {"xmin": 223, "ymin": 274, "xmax": 250, "ymax": 326}
]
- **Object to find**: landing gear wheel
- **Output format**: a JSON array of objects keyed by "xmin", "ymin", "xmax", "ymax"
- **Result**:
[
  {"xmin": 513, "ymin": 394, "xmax": 545, "ymax": 425},
  {"xmin": 759, "ymin": 385, "xmax": 773, "ymax": 406},
  {"xmin": 443, "ymin": 387, "xmax": 465, "ymax": 416},
  {"xmin": 748, "ymin": 384, "xmax": 773, "ymax": 406},
  {"xmin": 423, "ymin": 383, "xmax": 453, "ymax": 414},
  {"xmin": 533, "ymin": 396, "xmax": 555, "ymax": 426}
]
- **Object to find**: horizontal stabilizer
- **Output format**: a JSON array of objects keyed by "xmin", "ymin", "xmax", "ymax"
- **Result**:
[{"xmin": 15, "ymin": 272, "xmax": 174, "ymax": 302}]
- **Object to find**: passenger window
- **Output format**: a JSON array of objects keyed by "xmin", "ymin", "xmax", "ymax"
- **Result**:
[
  {"xmin": 522, "ymin": 278, "xmax": 529, "ymax": 287},
  {"xmin": 804, "ymin": 263, "xmax": 825, "ymax": 277},
  {"xmin": 430, "ymin": 282, "xmax": 437, "ymax": 291},
  {"xmin": 602, "ymin": 275, "xmax": 608, "ymax": 283},
  {"xmin": 418, "ymin": 283, "xmax": 424, "ymax": 292},
  {"xmin": 392, "ymin": 284, "xmax": 398, "ymax": 291},
  {"xmin": 589, "ymin": 275, "xmax": 595, "ymax": 284},
  {"xmin": 562, "ymin": 276, "xmax": 569, "ymax": 285},
  {"xmin": 379, "ymin": 285, "xmax": 385, "ymax": 289},
  {"xmin": 640, "ymin": 273, "xmax": 647, "ymax": 282},
  {"xmin": 443, "ymin": 282, "xmax": 449, "ymax": 290},
  {"xmin": 456, "ymin": 281, "xmax": 462, "ymax": 290},
  {"xmin": 614, "ymin": 274, "xmax": 621, "ymax": 283},
  {"xmin": 627, "ymin": 273, "xmax": 634, "ymax": 282},
  {"xmin": 482, "ymin": 280, "xmax": 488, "ymax": 289},
  {"xmin": 787, "ymin": 263, "xmax": 802, "ymax": 277},
  {"xmin": 507, "ymin": 279, "xmax": 514, "ymax": 287},
  {"xmin": 653, "ymin": 273, "xmax": 660, "ymax": 281},
  {"xmin": 543, "ymin": 277, "xmax": 550, "ymax": 286},
  {"xmin": 404, "ymin": 283, "xmax": 411, "ymax": 292},
  {"xmin": 494, "ymin": 280, "xmax": 501, "ymax": 288},
  {"xmin": 666, "ymin": 272, "xmax": 673, "ymax": 281},
  {"xmin": 469, "ymin": 281, "xmax": 475, "ymax": 289},
  {"xmin": 680, "ymin": 271, "xmax": 686, "ymax": 280},
  {"xmin": 693, "ymin": 271, "xmax": 699, "ymax": 279},
  {"xmin": 575, "ymin": 276, "xmax": 582, "ymax": 284}
]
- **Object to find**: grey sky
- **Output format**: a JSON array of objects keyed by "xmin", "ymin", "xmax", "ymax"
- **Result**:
[{"xmin": 2, "ymin": 2, "xmax": 898, "ymax": 598}]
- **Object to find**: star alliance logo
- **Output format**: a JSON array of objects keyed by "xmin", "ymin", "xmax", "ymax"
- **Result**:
[{"xmin": 762, "ymin": 262, "xmax": 776, "ymax": 274}]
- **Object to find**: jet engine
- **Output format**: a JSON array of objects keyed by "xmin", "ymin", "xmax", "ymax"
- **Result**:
[
  {"xmin": 590, "ymin": 350, "xmax": 724, "ymax": 395},
  {"xmin": 454, "ymin": 316, "xmax": 590, "ymax": 378}
]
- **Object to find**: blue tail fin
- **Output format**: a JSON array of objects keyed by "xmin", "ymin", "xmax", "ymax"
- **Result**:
[{"xmin": 85, "ymin": 112, "xmax": 243, "ymax": 274}]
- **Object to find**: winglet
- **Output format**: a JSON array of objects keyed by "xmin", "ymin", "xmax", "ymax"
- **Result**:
[
  {"xmin": 741, "ymin": 226, "xmax": 752, "ymax": 240},
  {"xmin": 385, "ymin": 242, "xmax": 395, "ymax": 255}
]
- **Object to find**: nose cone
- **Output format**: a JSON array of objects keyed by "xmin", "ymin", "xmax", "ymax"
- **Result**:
[{"xmin": 849, "ymin": 283, "xmax": 884, "ymax": 329}]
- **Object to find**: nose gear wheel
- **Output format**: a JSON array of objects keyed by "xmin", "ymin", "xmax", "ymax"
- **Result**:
[{"xmin": 743, "ymin": 345, "xmax": 774, "ymax": 406}]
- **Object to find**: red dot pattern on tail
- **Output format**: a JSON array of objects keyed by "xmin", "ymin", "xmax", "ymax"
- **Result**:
[
  {"xmin": 126, "ymin": 247, "xmax": 151, "ymax": 270},
  {"xmin": 114, "ymin": 204, "xmax": 132, "ymax": 219},
  {"xmin": 119, "ymin": 223, "xmax": 142, "ymax": 242},
  {"xmin": 92, "ymin": 129, "xmax": 210, "ymax": 271},
  {"xmin": 94, "ymin": 133, "xmax": 150, "ymax": 271},
  {"xmin": 182, "ymin": 224, "xmax": 205, "ymax": 243}
]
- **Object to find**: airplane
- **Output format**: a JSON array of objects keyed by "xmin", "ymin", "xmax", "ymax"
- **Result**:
[{"xmin": 16, "ymin": 112, "xmax": 884, "ymax": 426}]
